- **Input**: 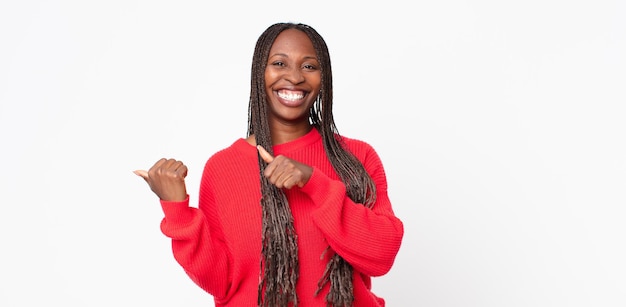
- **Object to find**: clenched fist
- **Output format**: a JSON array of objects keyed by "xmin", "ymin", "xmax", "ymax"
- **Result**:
[
  {"xmin": 257, "ymin": 145, "xmax": 313, "ymax": 189},
  {"xmin": 134, "ymin": 158, "xmax": 188, "ymax": 201}
]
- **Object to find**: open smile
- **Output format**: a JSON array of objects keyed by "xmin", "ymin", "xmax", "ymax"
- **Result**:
[{"xmin": 275, "ymin": 89, "xmax": 309, "ymax": 107}]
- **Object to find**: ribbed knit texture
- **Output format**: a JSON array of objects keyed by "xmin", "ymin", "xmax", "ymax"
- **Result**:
[{"xmin": 159, "ymin": 128, "xmax": 403, "ymax": 306}]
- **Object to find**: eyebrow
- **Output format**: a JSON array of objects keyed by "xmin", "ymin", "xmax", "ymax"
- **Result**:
[{"xmin": 269, "ymin": 53, "xmax": 318, "ymax": 61}]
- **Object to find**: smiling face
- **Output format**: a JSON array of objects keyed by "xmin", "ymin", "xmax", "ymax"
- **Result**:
[{"xmin": 264, "ymin": 28, "xmax": 321, "ymax": 132}]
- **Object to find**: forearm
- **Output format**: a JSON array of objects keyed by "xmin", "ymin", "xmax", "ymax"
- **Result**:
[
  {"xmin": 160, "ymin": 197, "xmax": 231, "ymax": 298},
  {"xmin": 302, "ymin": 169, "xmax": 404, "ymax": 276}
]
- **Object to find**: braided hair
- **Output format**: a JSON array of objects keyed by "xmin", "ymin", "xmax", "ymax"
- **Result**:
[{"xmin": 247, "ymin": 22, "xmax": 376, "ymax": 307}]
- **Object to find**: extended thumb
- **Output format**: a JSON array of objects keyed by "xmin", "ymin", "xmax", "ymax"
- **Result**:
[
  {"xmin": 133, "ymin": 170, "xmax": 149, "ymax": 181},
  {"xmin": 257, "ymin": 145, "xmax": 274, "ymax": 163}
]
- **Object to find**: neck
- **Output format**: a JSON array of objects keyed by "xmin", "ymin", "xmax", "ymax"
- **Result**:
[{"xmin": 270, "ymin": 121, "xmax": 312, "ymax": 145}]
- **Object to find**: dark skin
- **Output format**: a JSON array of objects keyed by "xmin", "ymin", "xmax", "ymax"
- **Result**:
[{"xmin": 135, "ymin": 29, "xmax": 320, "ymax": 198}]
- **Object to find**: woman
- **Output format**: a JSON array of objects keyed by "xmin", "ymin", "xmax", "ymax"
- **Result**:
[{"xmin": 135, "ymin": 22, "xmax": 404, "ymax": 307}]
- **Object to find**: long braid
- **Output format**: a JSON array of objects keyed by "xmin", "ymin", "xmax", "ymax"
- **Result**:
[
  {"xmin": 248, "ymin": 23, "xmax": 376, "ymax": 307},
  {"xmin": 308, "ymin": 28, "xmax": 376, "ymax": 307},
  {"xmin": 249, "ymin": 24, "xmax": 299, "ymax": 307}
]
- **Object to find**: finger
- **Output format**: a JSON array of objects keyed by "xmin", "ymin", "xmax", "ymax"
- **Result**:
[
  {"xmin": 161, "ymin": 158, "xmax": 179, "ymax": 170},
  {"xmin": 273, "ymin": 165, "xmax": 293, "ymax": 189},
  {"xmin": 257, "ymin": 145, "xmax": 274, "ymax": 163},
  {"xmin": 282, "ymin": 173, "xmax": 304, "ymax": 189},
  {"xmin": 174, "ymin": 163, "xmax": 188, "ymax": 179},
  {"xmin": 280, "ymin": 175, "xmax": 296, "ymax": 189},
  {"xmin": 133, "ymin": 170, "xmax": 149, "ymax": 182},
  {"xmin": 149, "ymin": 158, "xmax": 167, "ymax": 176},
  {"xmin": 155, "ymin": 159, "xmax": 179, "ymax": 177},
  {"xmin": 152, "ymin": 158, "xmax": 167, "ymax": 169}
]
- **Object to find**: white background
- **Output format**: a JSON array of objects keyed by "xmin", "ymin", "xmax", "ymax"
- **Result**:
[{"xmin": 1, "ymin": 1, "xmax": 625, "ymax": 306}]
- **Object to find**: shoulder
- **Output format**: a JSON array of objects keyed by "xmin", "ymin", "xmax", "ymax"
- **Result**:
[
  {"xmin": 338, "ymin": 135, "xmax": 390, "ymax": 186},
  {"xmin": 338, "ymin": 134, "xmax": 378, "ymax": 158},
  {"xmin": 336, "ymin": 134, "xmax": 387, "ymax": 170}
]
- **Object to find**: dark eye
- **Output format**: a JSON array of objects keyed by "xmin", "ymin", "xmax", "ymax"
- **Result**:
[
  {"xmin": 271, "ymin": 61, "xmax": 285, "ymax": 67},
  {"xmin": 303, "ymin": 64, "xmax": 318, "ymax": 70}
]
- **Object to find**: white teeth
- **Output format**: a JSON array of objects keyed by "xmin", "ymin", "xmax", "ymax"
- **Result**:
[{"xmin": 278, "ymin": 91, "xmax": 304, "ymax": 101}]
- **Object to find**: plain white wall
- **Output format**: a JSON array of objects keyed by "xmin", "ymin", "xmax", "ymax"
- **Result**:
[{"xmin": 1, "ymin": 1, "xmax": 624, "ymax": 306}]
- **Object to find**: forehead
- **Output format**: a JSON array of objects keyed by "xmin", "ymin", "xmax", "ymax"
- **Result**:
[{"xmin": 269, "ymin": 29, "xmax": 315, "ymax": 54}]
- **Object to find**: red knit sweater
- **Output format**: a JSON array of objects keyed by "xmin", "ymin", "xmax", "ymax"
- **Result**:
[{"xmin": 159, "ymin": 128, "xmax": 404, "ymax": 306}]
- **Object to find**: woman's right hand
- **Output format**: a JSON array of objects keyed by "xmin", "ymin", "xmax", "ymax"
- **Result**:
[{"xmin": 134, "ymin": 158, "xmax": 188, "ymax": 201}]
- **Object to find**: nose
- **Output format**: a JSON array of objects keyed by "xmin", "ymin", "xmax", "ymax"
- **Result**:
[{"xmin": 285, "ymin": 66, "xmax": 305, "ymax": 84}]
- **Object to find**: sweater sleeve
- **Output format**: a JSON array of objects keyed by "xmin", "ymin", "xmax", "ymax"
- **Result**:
[
  {"xmin": 299, "ymin": 146, "xmax": 404, "ymax": 277},
  {"xmin": 159, "ymin": 167, "xmax": 232, "ymax": 300}
]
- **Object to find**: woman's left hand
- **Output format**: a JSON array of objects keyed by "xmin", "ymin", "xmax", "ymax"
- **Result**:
[{"xmin": 257, "ymin": 145, "xmax": 313, "ymax": 189}]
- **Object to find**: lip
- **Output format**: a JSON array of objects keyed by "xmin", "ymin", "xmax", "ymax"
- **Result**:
[{"xmin": 274, "ymin": 89, "xmax": 308, "ymax": 107}]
